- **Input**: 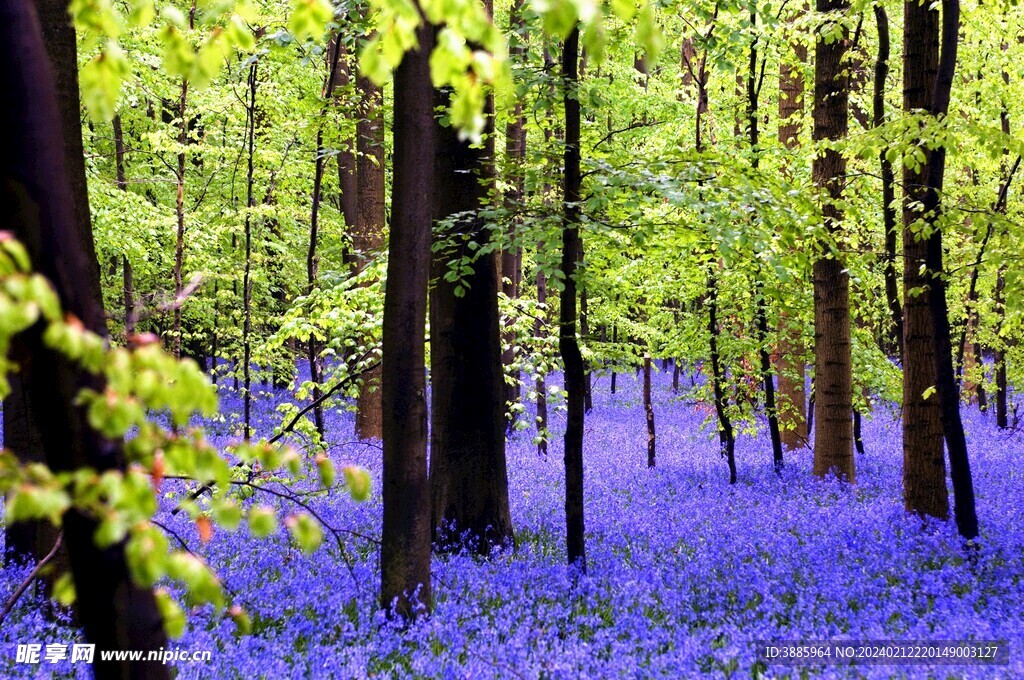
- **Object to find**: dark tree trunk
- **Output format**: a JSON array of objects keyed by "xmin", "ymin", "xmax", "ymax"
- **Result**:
[
  {"xmin": 901, "ymin": 0, "xmax": 947, "ymax": 519},
  {"xmin": 534, "ymin": 270, "xmax": 549, "ymax": 455},
  {"xmin": 995, "ymin": 268, "xmax": 1008, "ymax": 428},
  {"xmin": 707, "ymin": 266, "xmax": 737, "ymax": 484},
  {"xmin": 853, "ymin": 408, "xmax": 865, "ymax": 456},
  {"xmin": 380, "ymin": 21, "xmax": 435, "ymax": 617},
  {"xmin": 610, "ymin": 325, "xmax": 618, "ymax": 395},
  {"xmin": 429, "ymin": 48, "xmax": 514, "ymax": 554},
  {"xmin": 811, "ymin": 0, "xmax": 854, "ymax": 482},
  {"xmin": 501, "ymin": 0, "xmax": 527, "ymax": 430},
  {"xmin": 241, "ymin": 61, "xmax": 258, "ymax": 440},
  {"xmin": 112, "ymin": 115, "xmax": 136, "ymax": 338},
  {"xmin": 354, "ymin": 74, "xmax": 386, "ymax": 440},
  {"xmin": 777, "ymin": 6, "xmax": 808, "ymax": 450},
  {"xmin": 581, "ymin": 286, "xmax": 593, "ymax": 413},
  {"xmin": 3, "ymin": 377, "xmax": 57, "ymax": 569},
  {"xmin": 644, "ymin": 354, "xmax": 655, "ymax": 467},
  {"xmin": 921, "ymin": 0, "xmax": 978, "ymax": 541},
  {"xmin": 561, "ymin": 27, "xmax": 587, "ymax": 572},
  {"xmin": 745, "ymin": 16, "xmax": 783, "ymax": 471},
  {"xmin": 305, "ymin": 38, "xmax": 345, "ymax": 443},
  {"xmin": 874, "ymin": 6, "xmax": 902, "ymax": 357},
  {"xmin": 1, "ymin": 2, "xmax": 170, "ymax": 675}
]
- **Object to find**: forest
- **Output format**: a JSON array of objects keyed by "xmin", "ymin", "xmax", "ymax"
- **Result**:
[{"xmin": 0, "ymin": 0, "xmax": 1023, "ymax": 676}]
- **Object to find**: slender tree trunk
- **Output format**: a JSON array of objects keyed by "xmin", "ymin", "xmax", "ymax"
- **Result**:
[
  {"xmin": 644, "ymin": 353, "xmax": 655, "ymax": 467},
  {"xmin": 746, "ymin": 12, "xmax": 784, "ymax": 471},
  {"xmin": 535, "ymin": 270, "xmax": 549, "ymax": 455},
  {"xmin": 112, "ymin": 115, "xmax": 136, "ymax": 338},
  {"xmin": 241, "ymin": 61, "xmax": 258, "ymax": 440},
  {"xmin": 901, "ymin": 0, "xmax": 947, "ymax": 518},
  {"xmin": 380, "ymin": 21, "xmax": 435, "ymax": 617},
  {"xmin": 874, "ymin": 6, "xmax": 902, "ymax": 357},
  {"xmin": 501, "ymin": 0, "xmax": 527, "ymax": 430},
  {"xmin": 921, "ymin": 0, "xmax": 978, "ymax": 540},
  {"xmin": 708, "ymin": 265, "xmax": 737, "ymax": 484},
  {"xmin": 172, "ymin": 75, "xmax": 188, "ymax": 359},
  {"xmin": 2, "ymin": 3, "xmax": 170, "ymax": 674},
  {"xmin": 610, "ymin": 325, "xmax": 618, "ymax": 395},
  {"xmin": 561, "ymin": 27, "xmax": 587, "ymax": 572},
  {"xmin": 304, "ymin": 39, "xmax": 344, "ymax": 442},
  {"xmin": 429, "ymin": 13, "xmax": 514, "ymax": 553},
  {"xmin": 777, "ymin": 6, "xmax": 808, "ymax": 450},
  {"xmin": 811, "ymin": 0, "xmax": 854, "ymax": 481},
  {"xmin": 995, "ymin": 267, "xmax": 1008, "ymax": 428},
  {"xmin": 581, "ymin": 285, "xmax": 593, "ymax": 413}
]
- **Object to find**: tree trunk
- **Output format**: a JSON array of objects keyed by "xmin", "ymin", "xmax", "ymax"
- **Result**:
[
  {"xmin": 305, "ymin": 37, "xmax": 345, "ymax": 443},
  {"xmin": 901, "ymin": 0, "xmax": 947, "ymax": 518},
  {"xmin": 581, "ymin": 285, "xmax": 593, "ymax": 413},
  {"xmin": 429, "ymin": 42, "xmax": 514, "ymax": 554},
  {"xmin": 561, "ymin": 27, "xmax": 587, "ymax": 572},
  {"xmin": 380, "ymin": 21, "xmax": 435, "ymax": 617},
  {"xmin": 241, "ymin": 61, "xmax": 258, "ymax": 440},
  {"xmin": 745, "ymin": 14, "xmax": 783, "ymax": 471},
  {"xmin": 1, "ymin": 2, "xmax": 170, "ymax": 674},
  {"xmin": 535, "ymin": 270, "xmax": 549, "ymax": 455},
  {"xmin": 874, "ymin": 6, "xmax": 902, "ymax": 357},
  {"xmin": 501, "ymin": 0, "xmax": 527, "ymax": 430},
  {"xmin": 995, "ymin": 267, "xmax": 1008, "ymax": 428},
  {"xmin": 112, "ymin": 115, "xmax": 136, "ymax": 338},
  {"xmin": 777, "ymin": 6, "xmax": 808, "ymax": 450},
  {"xmin": 644, "ymin": 354, "xmax": 655, "ymax": 467},
  {"xmin": 921, "ymin": 0, "xmax": 978, "ymax": 541},
  {"xmin": 811, "ymin": 0, "xmax": 854, "ymax": 482},
  {"xmin": 707, "ymin": 265, "xmax": 737, "ymax": 484},
  {"xmin": 353, "ymin": 73, "xmax": 386, "ymax": 440}
]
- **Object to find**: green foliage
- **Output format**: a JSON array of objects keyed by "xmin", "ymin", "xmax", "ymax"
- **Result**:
[{"xmin": 0, "ymin": 234, "xmax": 370, "ymax": 640}]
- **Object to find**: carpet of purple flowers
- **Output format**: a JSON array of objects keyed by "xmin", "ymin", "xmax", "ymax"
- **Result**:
[{"xmin": 3, "ymin": 367, "xmax": 1024, "ymax": 678}]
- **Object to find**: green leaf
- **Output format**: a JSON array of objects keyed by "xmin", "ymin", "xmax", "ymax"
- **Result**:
[
  {"xmin": 79, "ymin": 42, "xmax": 130, "ymax": 121},
  {"xmin": 167, "ymin": 552, "xmax": 224, "ymax": 609},
  {"xmin": 343, "ymin": 466, "xmax": 371, "ymax": 501},
  {"xmin": 155, "ymin": 588, "xmax": 186, "ymax": 638},
  {"xmin": 94, "ymin": 513, "xmax": 128, "ymax": 548},
  {"xmin": 125, "ymin": 523, "xmax": 169, "ymax": 586},
  {"xmin": 285, "ymin": 513, "xmax": 323, "ymax": 553},
  {"xmin": 247, "ymin": 506, "xmax": 277, "ymax": 537},
  {"xmin": 212, "ymin": 499, "xmax": 242, "ymax": 530},
  {"xmin": 315, "ymin": 454, "xmax": 335, "ymax": 489},
  {"xmin": 288, "ymin": 0, "xmax": 333, "ymax": 43},
  {"xmin": 53, "ymin": 573, "xmax": 76, "ymax": 607}
]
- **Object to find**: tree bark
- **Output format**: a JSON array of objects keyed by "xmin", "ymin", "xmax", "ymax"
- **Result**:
[
  {"xmin": 501, "ymin": 0, "xmax": 527, "ymax": 430},
  {"xmin": 535, "ymin": 270, "xmax": 549, "ymax": 455},
  {"xmin": 380, "ymin": 21, "xmax": 435, "ymax": 617},
  {"xmin": 921, "ymin": 0, "xmax": 978, "ymax": 540},
  {"xmin": 1, "ymin": 2, "xmax": 170, "ymax": 674},
  {"xmin": 811, "ymin": 0, "xmax": 854, "ymax": 482},
  {"xmin": 777, "ymin": 5, "xmax": 808, "ymax": 450},
  {"xmin": 995, "ymin": 267, "xmax": 1008, "ymax": 428},
  {"xmin": 874, "ymin": 6, "xmax": 902, "ymax": 357},
  {"xmin": 746, "ymin": 11, "xmax": 783, "ymax": 471},
  {"xmin": 353, "ymin": 73, "xmax": 386, "ymax": 440},
  {"xmin": 305, "ymin": 36, "xmax": 345, "ymax": 443},
  {"xmin": 429, "ymin": 34, "xmax": 514, "ymax": 554},
  {"xmin": 561, "ymin": 27, "xmax": 587, "ymax": 572},
  {"xmin": 644, "ymin": 354, "xmax": 655, "ymax": 467},
  {"xmin": 901, "ymin": 0, "xmax": 947, "ymax": 518},
  {"xmin": 707, "ymin": 265, "xmax": 737, "ymax": 483}
]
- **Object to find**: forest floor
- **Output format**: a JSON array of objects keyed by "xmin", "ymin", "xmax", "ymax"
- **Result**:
[{"xmin": 2, "ymin": 367, "xmax": 1024, "ymax": 678}]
